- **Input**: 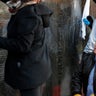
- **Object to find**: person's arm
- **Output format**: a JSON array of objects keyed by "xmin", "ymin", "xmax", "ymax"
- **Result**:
[{"xmin": 0, "ymin": 15, "xmax": 39, "ymax": 53}]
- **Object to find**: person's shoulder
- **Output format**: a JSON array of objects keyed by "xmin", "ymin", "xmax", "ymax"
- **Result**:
[
  {"xmin": 17, "ymin": 5, "xmax": 35, "ymax": 16},
  {"xmin": 34, "ymin": 3, "xmax": 53, "ymax": 16}
]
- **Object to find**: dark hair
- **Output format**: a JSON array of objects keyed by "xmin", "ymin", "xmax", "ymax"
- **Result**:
[
  {"xmin": 11, "ymin": 0, "xmax": 34, "ymax": 3},
  {"xmin": 87, "ymin": 16, "xmax": 93, "ymax": 29},
  {"xmin": 21, "ymin": 0, "xmax": 33, "ymax": 3},
  {"xmin": 93, "ymin": 0, "xmax": 96, "ymax": 3}
]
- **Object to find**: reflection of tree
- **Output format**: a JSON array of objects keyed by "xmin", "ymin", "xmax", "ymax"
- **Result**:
[
  {"xmin": 0, "ymin": 1, "xmax": 10, "ymax": 19},
  {"xmin": 81, "ymin": 0, "xmax": 86, "ymax": 12},
  {"xmin": 0, "ymin": 2, "xmax": 10, "ymax": 96}
]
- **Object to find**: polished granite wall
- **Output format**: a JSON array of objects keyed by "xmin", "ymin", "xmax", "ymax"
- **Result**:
[{"xmin": 0, "ymin": 0, "xmax": 96, "ymax": 96}]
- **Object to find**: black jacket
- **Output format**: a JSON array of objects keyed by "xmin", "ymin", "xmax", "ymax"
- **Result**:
[
  {"xmin": 71, "ymin": 52, "xmax": 96, "ymax": 96},
  {"xmin": 0, "ymin": 3, "xmax": 53, "ymax": 89}
]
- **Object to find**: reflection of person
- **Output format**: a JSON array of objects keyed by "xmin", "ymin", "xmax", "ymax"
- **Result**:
[
  {"xmin": 0, "ymin": 0, "xmax": 53, "ymax": 96},
  {"xmin": 71, "ymin": 16, "xmax": 96, "ymax": 96}
]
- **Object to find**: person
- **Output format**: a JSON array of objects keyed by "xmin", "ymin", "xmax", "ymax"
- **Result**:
[
  {"xmin": 71, "ymin": 15, "xmax": 96, "ymax": 96},
  {"xmin": 0, "ymin": 0, "xmax": 53, "ymax": 96}
]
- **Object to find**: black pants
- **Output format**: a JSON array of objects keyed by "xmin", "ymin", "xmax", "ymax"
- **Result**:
[{"xmin": 20, "ymin": 87, "xmax": 42, "ymax": 96}]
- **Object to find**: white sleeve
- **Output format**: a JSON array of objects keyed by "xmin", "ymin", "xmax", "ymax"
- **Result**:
[
  {"xmin": 81, "ymin": 0, "xmax": 90, "ymax": 39},
  {"xmin": 84, "ymin": 19, "xmax": 96, "ymax": 53}
]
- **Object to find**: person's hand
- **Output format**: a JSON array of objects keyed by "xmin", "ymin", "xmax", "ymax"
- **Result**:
[{"xmin": 74, "ymin": 94, "xmax": 81, "ymax": 96}]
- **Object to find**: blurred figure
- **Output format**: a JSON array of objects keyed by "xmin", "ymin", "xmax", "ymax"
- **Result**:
[
  {"xmin": 71, "ymin": 16, "xmax": 96, "ymax": 96},
  {"xmin": 0, "ymin": 0, "xmax": 53, "ymax": 96}
]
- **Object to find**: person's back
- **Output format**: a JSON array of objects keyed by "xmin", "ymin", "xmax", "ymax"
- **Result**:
[{"xmin": 0, "ymin": 0, "xmax": 53, "ymax": 96}]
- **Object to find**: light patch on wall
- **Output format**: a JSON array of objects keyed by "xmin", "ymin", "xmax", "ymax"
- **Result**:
[
  {"xmin": 72, "ymin": 0, "xmax": 81, "ymax": 18},
  {"xmin": 60, "ymin": 4, "xmax": 65, "ymax": 10},
  {"xmin": 0, "ymin": 9, "xmax": 3, "ymax": 13}
]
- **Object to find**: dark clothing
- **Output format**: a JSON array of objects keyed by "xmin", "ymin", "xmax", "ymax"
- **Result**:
[
  {"xmin": 1, "ymin": 0, "xmax": 8, "ymax": 3},
  {"xmin": 20, "ymin": 87, "xmax": 41, "ymax": 96},
  {"xmin": 71, "ymin": 52, "xmax": 96, "ymax": 96},
  {"xmin": 0, "ymin": 4, "xmax": 52, "ymax": 89}
]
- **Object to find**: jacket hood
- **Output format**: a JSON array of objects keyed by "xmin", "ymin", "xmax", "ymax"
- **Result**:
[{"xmin": 34, "ymin": 3, "xmax": 53, "ymax": 28}]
